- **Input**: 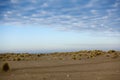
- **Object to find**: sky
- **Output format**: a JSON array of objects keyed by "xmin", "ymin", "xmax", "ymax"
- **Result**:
[{"xmin": 0, "ymin": 0, "xmax": 120, "ymax": 53}]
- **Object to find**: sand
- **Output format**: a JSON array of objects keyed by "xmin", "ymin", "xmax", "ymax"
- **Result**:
[{"xmin": 0, "ymin": 52, "xmax": 120, "ymax": 80}]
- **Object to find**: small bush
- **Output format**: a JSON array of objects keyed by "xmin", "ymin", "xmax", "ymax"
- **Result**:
[
  {"xmin": 2, "ymin": 62, "xmax": 10, "ymax": 72},
  {"xmin": 72, "ymin": 55, "xmax": 77, "ymax": 60},
  {"xmin": 17, "ymin": 57, "xmax": 21, "ymax": 61},
  {"xmin": 59, "ymin": 57, "xmax": 64, "ymax": 60},
  {"xmin": 71, "ymin": 55, "xmax": 81, "ymax": 60},
  {"xmin": 111, "ymin": 53, "xmax": 119, "ymax": 59},
  {"xmin": 108, "ymin": 50, "xmax": 116, "ymax": 53}
]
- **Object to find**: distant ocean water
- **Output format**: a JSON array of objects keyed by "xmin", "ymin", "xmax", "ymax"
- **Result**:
[{"xmin": 0, "ymin": 48, "xmax": 120, "ymax": 54}]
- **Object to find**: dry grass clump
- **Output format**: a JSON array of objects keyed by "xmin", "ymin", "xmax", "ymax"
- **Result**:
[
  {"xmin": 59, "ymin": 57, "xmax": 64, "ymax": 60},
  {"xmin": 91, "ymin": 50, "xmax": 104, "ymax": 55},
  {"xmin": 111, "ymin": 53, "xmax": 119, "ymax": 58},
  {"xmin": 104, "ymin": 50, "xmax": 120, "ymax": 58},
  {"xmin": 2, "ymin": 62, "xmax": 10, "ymax": 72},
  {"xmin": 71, "ymin": 54, "xmax": 81, "ymax": 60},
  {"xmin": 86, "ymin": 50, "xmax": 105, "ymax": 59},
  {"xmin": 72, "ymin": 55, "xmax": 77, "ymax": 60},
  {"xmin": 71, "ymin": 50, "xmax": 106, "ymax": 59},
  {"xmin": 13, "ymin": 57, "xmax": 20, "ymax": 61},
  {"xmin": 16, "ymin": 57, "xmax": 22, "ymax": 61},
  {"xmin": 107, "ymin": 50, "xmax": 116, "ymax": 53}
]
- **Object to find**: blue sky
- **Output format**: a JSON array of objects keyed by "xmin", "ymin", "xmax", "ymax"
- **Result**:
[{"xmin": 0, "ymin": 0, "xmax": 120, "ymax": 53}]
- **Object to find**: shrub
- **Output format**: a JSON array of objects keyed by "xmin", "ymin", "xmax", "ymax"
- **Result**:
[
  {"xmin": 13, "ymin": 57, "xmax": 21, "ymax": 61},
  {"xmin": 108, "ymin": 50, "xmax": 116, "ymax": 53},
  {"xmin": 71, "ymin": 54, "xmax": 81, "ymax": 60},
  {"xmin": 111, "ymin": 53, "xmax": 119, "ymax": 59},
  {"xmin": 59, "ymin": 57, "xmax": 64, "ymax": 60},
  {"xmin": 17, "ymin": 57, "xmax": 22, "ymax": 61},
  {"xmin": 37, "ymin": 54, "xmax": 42, "ymax": 57},
  {"xmin": 2, "ymin": 62, "xmax": 10, "ymax": 72},
  {"xmin": 72, "ymin": 55, "xmax": 77, "ymax": 60}
]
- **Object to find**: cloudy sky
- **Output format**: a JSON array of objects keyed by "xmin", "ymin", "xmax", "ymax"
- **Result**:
[{"xmin": 0, "ymin": 0, "xmax": 120, "ymax": 53}]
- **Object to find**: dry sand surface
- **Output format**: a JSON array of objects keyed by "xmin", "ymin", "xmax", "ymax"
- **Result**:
[{"xmin": 0, "ymin": 51, "xmax": 120, "ymax": 80}]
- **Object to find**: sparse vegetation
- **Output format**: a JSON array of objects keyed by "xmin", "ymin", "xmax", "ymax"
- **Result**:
[{"xmin": 0, "ymin": 50, "xmax": 119, "ymax": 61}]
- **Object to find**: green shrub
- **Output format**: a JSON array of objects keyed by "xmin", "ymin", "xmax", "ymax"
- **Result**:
[{"xmin": 2, "ymin": 62, "xmax": 10, "ymax": 72}]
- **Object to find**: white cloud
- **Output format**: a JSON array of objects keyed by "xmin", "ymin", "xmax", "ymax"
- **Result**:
[
  {"xmin": 113, "ymin": 0, "xmax": 120, "ymax": 7},
  {"xmin": 91, "ymin": 10, "xmax": 97, "ymax": 14},
  {"xmin": 4, "ymin": 14, "xmax": 8, "ymax": 17},
  {"xmin": 55, "ymin": 26, "xmax": 70, "ymax": 31},
  {"xmin": 23, "ymin": 16, "xmax": 28, "ymax": 19},
  {"xmin": 11, "ymin": 0, "xmax": 19, "ymax": 3},
  {"xmin": 32, "ymin": 14, "xmax": 37, "ymax": 17},
  {"xmin": 1, "ymin": 0, "xmax": 120, "ymax": 37},
  {"xmin": 84, "ymin": 0, "xmax": 97, "ymax": 8},
  {"xmin": 91, "ymin": 25, "xmax": 96, "ymax": 28},
  {"xmin": 31, "ymin": 0, "xmax": 37, "ymax": 3},
  {"xmin": 71, "ymin": 0, "xmax": 78, "ymax": 3},
  {"xmin": 102, "ymin": 16, "xmax": 108, "ymax": 19},
  {"xmin": 6, "ymin": 11, "xmax": 12, "ymax": 14},
  {"xmin": 41, "ymin": 3, "xmax": 49, "ymax": 8},
  {"xmin": 40, "ymin": 10, "xmax": 47, "ymax": 15}
]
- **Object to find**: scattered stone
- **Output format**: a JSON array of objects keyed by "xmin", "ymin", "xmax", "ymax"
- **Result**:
[{"xmin": 66, "ymin": 74, "xmax": 70, "ymax": 78}]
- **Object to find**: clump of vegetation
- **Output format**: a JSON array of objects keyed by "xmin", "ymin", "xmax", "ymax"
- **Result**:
[
  {"xmin": 2, "ymin": 62, "xmax": 10, "ymax": 72},
  {"xmin": 37, "ymin": 54, "xmax": 41, "ymax": 57},
  {"xmin": 59, "ymin": 57, "xmax": 64, "ymax": 60},
  {"xmin": 111, "ymin": 53, "xmax": 119, "ymax": 59},
  {"xmin": 85, "ymin": 50, "xmax": 106, "ymax": 59},
  {"xmin": 16, "ymin": 57, "xmax": 21, "ymax": 61},
  {"xmin": 71, "ymin": 54, "xmax": 81, "ymax": 60},
  {"xmin": 72, "ymin": 55, "xmax": 77, "ymax": 60},
  {"xmin": 13, "ymin": 57, "xmax": 21, "ymax": 61},
  {"xmin": 108, "ymin": 50, "xmax": 116, "ymax": 54}
]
